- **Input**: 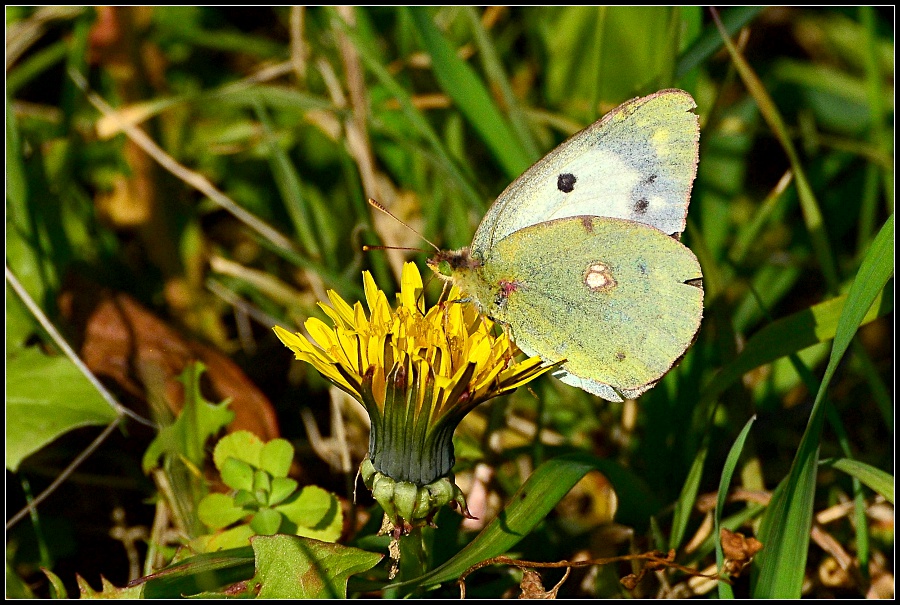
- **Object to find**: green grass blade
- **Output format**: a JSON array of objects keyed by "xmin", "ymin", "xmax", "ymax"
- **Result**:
[
  {"xmin": 712, "ymin": 9, "xmax": 840, "ymax": 291},
  {"xmin": 140, "ymin": 546, "xmax": 256, "ymax": 598},
  {"xmin": 668, "ymin": 433, "xmax": 709, "ymax": 552},
  {"xmin": 329, "ymin": 8, "xmax": 484, "ymax": 212},
  {"xmin": 213, "ymin": 84, "xmax": 335, "ymax": 114},
  {"xmin": 254, "ymin": 101, "xmax": 322, "ymax": 260},
  {"xmin": 728, "ymin": 171, "xmax": 793, "ymax": 265},
  {"xmin": 821, "ymin": 214, "xmax": 893, "ymax": 384},
  {"xmin": 752, "ymin": 418, "xmax": 821, "ymax": 597},
  {"xmin": 702, "ymin": 285, "xmax": 892, "ymax": 405},
  {"xmin": 6, "ymin": 39, "xmax": 68, "ymax": 97},
  {"xmin": 715, "ymin": 415, "xmax": 757, "ymax": 598},
  {"xmin": 676, "ymin": 7, "xmax": 763, "ymax": 78},
  {"xmin": 858, "ymin": 6, "xmax": 894, "ymax": 220},
  {"xmin": 771, "ymin": 334, "xmax": 878, "ymax": 584},
  {"xmin": 462, "ymin": 7, "xmax": 540, "ymax": 161},
  {"xmin": 409, "ymin": 8, "xmax": 531, "ymax": 180},
  {"xmin": 6, "ymin": 95, "xmax": 57, "ymax": 317},
  {"xmin": 389, "ymin": 452, "xmax": 657, "ymax": 593},
  {"xmin": 820, "ymin": 458, "xmax": 894, "ymax": 505},
  {"xmin": 753, "ymin": 214, "xmax": 894, "ymax": 597},
  {"xmin": 155, "ymin": 8, "xmax": 286, "ymax": 59},
  {"xmin": 850, "ymin": 339, "xmax": 893, "ymax": 430},
  {"xmin": 672, "ymin": 7, "xmax": 703, "ymax": 91}
]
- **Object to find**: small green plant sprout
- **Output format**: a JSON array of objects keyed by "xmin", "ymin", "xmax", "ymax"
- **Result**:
[{"xmin": 194, "ymin": 431, "xmax": 342, "ymax": 552}]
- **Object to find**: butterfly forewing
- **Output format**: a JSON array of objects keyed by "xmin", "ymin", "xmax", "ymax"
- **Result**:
[{"xmin": 471, "ymin": 89, "xmax": 699, "ymax": 257}]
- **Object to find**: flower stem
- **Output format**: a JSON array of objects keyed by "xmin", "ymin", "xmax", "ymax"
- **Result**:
[{"xmin": 397, "ymin": 526, "xmax": 429, "ymax": 594}]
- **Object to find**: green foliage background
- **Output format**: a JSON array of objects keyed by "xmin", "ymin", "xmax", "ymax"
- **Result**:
[{"xmin": 6, "ymin": 6, "xmax": 894, "ymax": 598}]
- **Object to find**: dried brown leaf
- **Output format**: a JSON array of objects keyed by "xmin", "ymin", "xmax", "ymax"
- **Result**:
[{"xmin": 59, "ymin": 275, "xmax": 280, "ymax": 441}]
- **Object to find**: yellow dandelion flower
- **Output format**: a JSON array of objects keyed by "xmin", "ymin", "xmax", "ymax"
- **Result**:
[{"xmin": 274, "ymin": 262, "xmax": 551, "ymax": 532}]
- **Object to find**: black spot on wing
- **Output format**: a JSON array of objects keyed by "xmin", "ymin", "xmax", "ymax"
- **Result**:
[
  {"xmin": 684, "ymin": 277, "xmax": 703, "ymax": 289},
  {"xmin": 634, "ymin": 198, "xmax": 649, "ymax": 214},
  {"xmin": 557, "ymin": 173, "xmax": 576, "ymax": 193}
]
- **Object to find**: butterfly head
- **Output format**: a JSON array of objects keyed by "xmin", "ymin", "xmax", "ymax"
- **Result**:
[{"xmin": 426, "ymin": 248, "xmax": 481, "ymax": 283}]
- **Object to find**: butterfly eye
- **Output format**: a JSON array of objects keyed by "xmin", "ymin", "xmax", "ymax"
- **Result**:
[{"xmin": 436, "ymin": 260, "xmax": 453, "ymax": 277}]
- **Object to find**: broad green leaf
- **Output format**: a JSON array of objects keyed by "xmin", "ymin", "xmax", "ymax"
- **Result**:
[
  {"xmin": 198, "ymin": 493, "xmax": 247, "ymax": 530},
  {"xmin": 248, "ymin": 535, "xmax": 382, "ymax": 598},
  {"xmin": 250, "ymin": 508, "xmax": 283, "ymax": 535},
  {"xmin": 220, "ymin": 458, "xmax": 255, "ymax": 492},
  {"xmin": 197, "ymin": 524, "xmax": 257, "ymax": 553},
  {"xmin": 754, "ymin": 215, "xmax": 894, "ymax": 598},
  {"xmin": 820, "ymin": 458, "xmax": 894, "ymax": 505},
  {"xmin": 76, "ymin": 575, "xmax": 144, "ymax": 598},
  {"xmin": 269, "ymin": 477, "xmax": 299, "ymax": 506},
  {"xmin": 233, "ymin": 489, "xmax": 256, "ymax": 508},
  {"xmin": 253, "ymin": 468, "xmax": 272, "ymax": 494},
  {"xmin": 277, "ymin": 485, "xmax": 343, "ymax": 543},
  {"xmin": 213, "ymin": 431, "xmax": 265, "ymax": 471},
  {"xmin": 6, "ymin": 347, "xmax": 118, "ymax": 471},
  {"xmin": 259, "ymin": 438, "xmax": 295, "ymax": 478}
]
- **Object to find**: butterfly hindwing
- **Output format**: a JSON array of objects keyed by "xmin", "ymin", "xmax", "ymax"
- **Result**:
[{"xmin": 476, "ymin": 216, "xmax": 703, "ymax": 402}]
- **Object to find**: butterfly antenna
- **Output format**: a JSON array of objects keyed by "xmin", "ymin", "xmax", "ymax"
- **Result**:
[
  {"xmin": 367, "ymin": 198, "xmax": 440, "ymax": 252},
  {"xmin": 362, "ymin": 243, "xmax": 432, "ymax": 254}
]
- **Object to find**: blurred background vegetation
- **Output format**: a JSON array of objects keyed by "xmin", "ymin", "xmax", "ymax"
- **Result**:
[{"xmin": 6, "ymin": 6, "xmax": 893, "ymax": 598}]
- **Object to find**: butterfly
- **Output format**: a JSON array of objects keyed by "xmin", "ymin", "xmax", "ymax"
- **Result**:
[{"xmin": 428, "ymin": 89, "xmax": 703, "ymax": 402}]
